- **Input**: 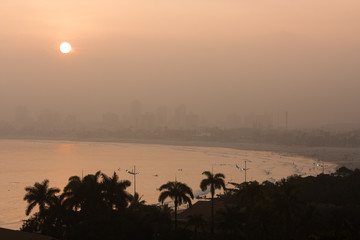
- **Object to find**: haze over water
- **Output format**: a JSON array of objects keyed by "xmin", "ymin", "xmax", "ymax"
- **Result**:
[{"xmin": 0, "ymin": 139, "xmax": 336, "ymax": 230}]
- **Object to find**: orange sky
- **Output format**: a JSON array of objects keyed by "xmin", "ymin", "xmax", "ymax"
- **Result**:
[{"xmin": 1, "ymin": 0, "xmax": 360, "ymax": 127}]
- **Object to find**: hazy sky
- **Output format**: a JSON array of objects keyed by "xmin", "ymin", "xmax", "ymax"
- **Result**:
[{"xmin": 1, "ymin": 0, "xmax": 360, "ymax": 127}]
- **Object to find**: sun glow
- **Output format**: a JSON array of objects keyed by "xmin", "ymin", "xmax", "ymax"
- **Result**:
[{"xmin": 60, "ymin": 42, "xmax": 72, "ymax": 54}]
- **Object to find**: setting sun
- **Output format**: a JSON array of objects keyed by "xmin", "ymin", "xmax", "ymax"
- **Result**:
[{"xmin": 59, "ymin": 42, "xmax": 72, "ymax": 54}]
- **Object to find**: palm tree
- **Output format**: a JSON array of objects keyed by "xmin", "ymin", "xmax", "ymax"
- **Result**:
[
  {"xmin": 43, "ymin": 194, "xmax": 68, "ymax": 234},
  {"xmin": 200, "ymin": 171, "xmax": 225, "ymax": 234},
  {"xmin": 24, "ymin": 179, "xmax": 60, "ymax": 218},
  {"xmin": 62, "ymin": 175, "xmax": 83, "ymax": 211},
  {"xmin": 62, "ymin": 171, "xmax": 105, "ymax": 216},
  {"xmin": 101, "ymin": 172, "xmax": 131, "ymax": 211},
  {"xmin": 158, "ymin": 181, "xmax": 194, "ymax": 230},
  {"xmin": 130, "ymin": 192, "xmax": 146, "ymax": 209}
]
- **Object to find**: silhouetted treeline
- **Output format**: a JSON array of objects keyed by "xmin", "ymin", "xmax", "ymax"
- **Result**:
[
  {"xmin": 221, "ymin": 167, "xmax": 360, "ymax": 240},
  {"xmin": 21, "ymin": 167, "xmax": 360, "ymax": 240},
  {"xmin": 21, "ymin": 172, "xmax": 174, "ymax": 240}
]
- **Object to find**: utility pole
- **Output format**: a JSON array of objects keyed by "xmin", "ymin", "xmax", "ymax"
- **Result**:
[
  {"xmin": 235, "ymin": 160, "xmax": 250, "ymax": 183},
  {"xmin": 133, "ymin": 165, "xmax": 136, "ymax": 194},
  {"xmin": 126, "ymin": 166, "xmax": 139, "ymax": 195},
  {"xmin": 245, "ymin": 160, "xmax": 247, "ymax": 183}
]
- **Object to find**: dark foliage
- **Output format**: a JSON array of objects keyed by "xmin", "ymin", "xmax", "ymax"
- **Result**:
[
  {"xmin": 219, "ymin": 167, "xmax": 360, "ymax": 240},
  {"xmin": 158, "ymin": 181, "xmax": 194, "ymax": 230},
  {"xmin": 22, "ymin": 171, "xmax": 173, "ymax": 240},
  {"xmin": 21, "ymin": 167, "xmax": 360, "ymax": 240}
]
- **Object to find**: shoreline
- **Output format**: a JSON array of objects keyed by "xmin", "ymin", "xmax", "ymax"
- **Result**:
[
  {"xmin": 0, "ymin": 136, "xmax": 357, "ymax": 231},
  {"xmin": 1, "ymin": 136, "xmax": 360, "ymax": 169}
]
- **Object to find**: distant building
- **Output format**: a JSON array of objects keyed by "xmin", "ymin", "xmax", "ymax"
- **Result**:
[{"xmin": 243, "ymin": 113, "xmax": 273, "ymax": 129}]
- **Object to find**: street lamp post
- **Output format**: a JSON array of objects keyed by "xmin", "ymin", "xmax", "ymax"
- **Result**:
[
  {"xmin": 235, "ymin": 160, "xmax": 250, "ymax": 183},
  {"xmin": 126, "ymin": 165, "xmax": 139, "ymax": 195}
]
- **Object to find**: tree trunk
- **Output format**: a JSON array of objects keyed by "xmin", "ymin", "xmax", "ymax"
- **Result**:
[
  {"xmin": 175, "ymin": 201, "xmax": 178, "ymax": 230},
  {"xmin": 211, "ymin": 191, "xmax": 214, "ymax": 234}
]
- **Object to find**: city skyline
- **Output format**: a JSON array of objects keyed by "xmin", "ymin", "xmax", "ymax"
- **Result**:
[{"xmin": 1, "ymin": 0, "xmax": 360, "ymax": 129}]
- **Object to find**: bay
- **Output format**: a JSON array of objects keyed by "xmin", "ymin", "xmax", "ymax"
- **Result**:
[{"xmin": 0, "ymin": 139, "xmax": 336, "ymax": 230}]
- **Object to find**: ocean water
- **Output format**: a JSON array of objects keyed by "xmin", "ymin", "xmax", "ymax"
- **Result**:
[{"xmin": 0, "ymin": 139, "xmax": 336, "ymax": 230}]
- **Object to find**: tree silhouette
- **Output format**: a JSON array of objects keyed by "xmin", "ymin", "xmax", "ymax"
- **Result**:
[
  {"xmin": 218, "ymin": 206, "xmax": 242, "ymax": 238},
  {"xmin": 276, "ymin": 177, "xmax": 302, "ymax": 239},
  {"xmin": 200, "ymin": 171, "xmax": 225, "ymax": 234},
  {"xmin": 62, "ymin": 175, "xmax": 83, "ymax": 211},
  {"xmin": 158, "ymin": 181, "xmax": 194, "ymax": 230},
  {"xmin": 186, "ymin": 214, "xmax": 207, "ymax": 238},
  {"xmin": 101, "ymin": 172, "xmax": 131, "ymax": 212},
  {"xmin": 62, "ymin": 171, "xmax": 105, "ymax": 217},
  {"xmin": 24, "ymin": 179, "xmax": 60, "ymax": 222},
  {"xmin": 20, "ymin": 168, "xmax": 360, "ymax": 239},
  {"xmin": 130, "ymin": 192, "xmax": 146, "ymax": 209}
]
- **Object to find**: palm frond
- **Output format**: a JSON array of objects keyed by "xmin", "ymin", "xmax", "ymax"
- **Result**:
[
  {"xmin": 159, "ymin": 181, "xmax": 174, "ymax": 191},
  {"xmin": 214, "ymin": 173, "xmax": 225, "ymax": 179},
  {"xmin": 202, "ymin": 171, "xmax": 212, "ymax": 178},
  {"xmin": 158, "ymin": 191, "xmax": 171, "ymax": 203},
  {"xmin": 25, "ymin": 201, "xmax": 37, "ymax": 216},
  {"xmin": 182, "ymin": 195, "xmax": 193, "ymax": 207},
  {"xmin": 47, "ymin": 187, "xmax": 60, "ymax": 196},
  {"xmin": 200, "ymin": 179, "xmax": 210, "ymax": 191}
]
